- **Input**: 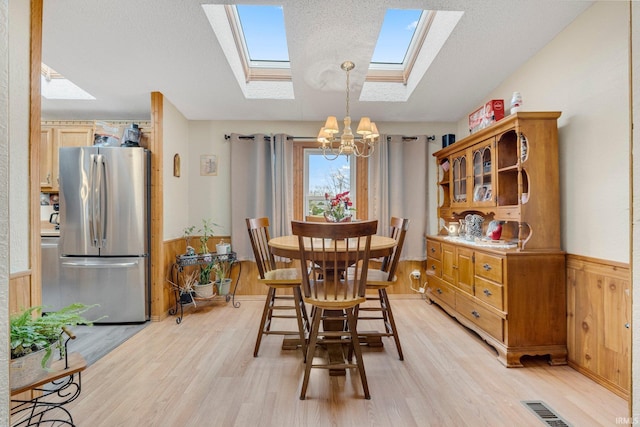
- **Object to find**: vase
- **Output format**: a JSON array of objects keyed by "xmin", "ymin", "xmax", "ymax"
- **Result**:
[
  {"xmin": 323, "ymin": 212, "xmax": 352, "ymax": 223},
  {"xmin": 180, "ymin": 290, "xmax": 195, "ymax": 304},
  {"xmin": 194, "ymin": 282, "xmax": 214, "ymax": 298},
  {"xmin": 216, "ymin": 278, "xmax": 232, "ymax": 296}
]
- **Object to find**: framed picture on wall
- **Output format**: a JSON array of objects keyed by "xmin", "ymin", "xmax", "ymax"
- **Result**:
[{"xmin": 200, "ymin": 155, "xmax": 218, "ymax": 176}]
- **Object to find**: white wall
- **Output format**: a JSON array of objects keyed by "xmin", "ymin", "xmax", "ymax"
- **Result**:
[
  {"xmin": 3, "ymin": 0, "xmax": 31, "ymax": 422},
  {"xmin": 162, "ymin": 97, "xmax": 190, "ymax": 240},
  {"xmin": 8, "ymin": 0, "xmax": 29, "ymax": 272},
  {"xmin": 184, "ymin": 120, "xmax": 454, "ymax": 239},
  {"xmin": 456, "ymin": 1, "xmax": 629, "ymax": 263}
]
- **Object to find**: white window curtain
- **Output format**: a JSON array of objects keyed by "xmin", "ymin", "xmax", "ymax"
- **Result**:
[
  {"xmin": 230, "ymin": 133, "xmax": 293, "ymax": 261},
  {"xmin": 368, "ymin": 135, "xmax": 429, "ymax": 260},
  {"xmin": 270, "ymin": 134, "xmax": 294, "ymax": 238}
]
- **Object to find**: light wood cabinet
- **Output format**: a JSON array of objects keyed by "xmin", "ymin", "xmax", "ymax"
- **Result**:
[
  {"xmin": 40, "ymin": 128, "xmax": 55, "ymax": 188},
  {"xmin": 427, "ymin": 112, "xmax": 566, "ymax": 367},
  {"xmin": 436, "ymin": 112, "xmax": 561, "ymax": 251},
  {"xmin": 40, "ymin": 123, "xmax": 94, "ymax": 191},
  {"xmin": 427, "ymin": 237, "xmax": 567, "ymax": 367}
]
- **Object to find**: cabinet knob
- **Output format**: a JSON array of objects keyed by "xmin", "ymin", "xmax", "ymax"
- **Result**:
[
  {"xmin": 625, "ymin": 323, "xmax": 630, "ymax": 329},
  {"xmin": 430, "ymin": 247, "xmax": 435, "ymax": 253},
  {"xmin": 430, "ymin": 264, "xmax": 436, "ymax": 270},
  {"xmin": 483, "ymin": 289, "xmax": 492, "ymax": 297},
  {"xmin": 471, "ymin": 310, "xmax": 480, "ymax": 318},
  {"xmin": 46, "ymin": 173, "xmax": 51, "ymax": 184},
  {"xmin": 436, "ymin": 288, "xmax": 443, "ymax": 295},
  {"xmin": 483, "ymin": 263, "xmax": 492, "ymax": 271}
]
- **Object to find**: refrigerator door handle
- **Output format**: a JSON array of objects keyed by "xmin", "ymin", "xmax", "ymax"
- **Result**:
[
  {"xmin": 61, "ymin": 260, "xmax": 140, "ymax": 268},
  {"xmin": 97, "ymin": 154, "xmax": 108, "ymax": 247},
  {"xmin": 89, "ymin": 154, "xmax": 98, "ymax": 247}
]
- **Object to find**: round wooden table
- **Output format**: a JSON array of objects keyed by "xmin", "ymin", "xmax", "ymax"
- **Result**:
[
  {"xmin": 269, "ymin": 234, "xmax": 397, "ymax": 376},
  {"xmin": 268, "ymin": 235, "xmax": 397, "ymax": 260}
]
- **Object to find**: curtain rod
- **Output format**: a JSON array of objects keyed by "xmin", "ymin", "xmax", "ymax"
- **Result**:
[
  {"xmin": 225, "ymin": 134, "xmax": 434, "ymax": 141},
  {"xmin": 224, "ymin": 134, "xmax": 271, "ymax": 141}
]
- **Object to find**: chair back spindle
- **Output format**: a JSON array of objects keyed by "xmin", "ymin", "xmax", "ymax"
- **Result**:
[{"xmin": 291, "ymin": 220, "xmax": 377, "ymax": 308}]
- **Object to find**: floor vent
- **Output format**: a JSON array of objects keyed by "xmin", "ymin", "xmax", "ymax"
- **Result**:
[{"xmin": 521, "ymin": 401, "xmax": 572, "ymax": 427}]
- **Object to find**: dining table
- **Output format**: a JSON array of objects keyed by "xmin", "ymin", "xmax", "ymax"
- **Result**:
[
  {"xmin": 268, "ymin": 234, "xmax": 397, "ymax": 260},
  {"xmin": 268, "ymin": 232, "xmax": 397, "ymax": 375}
]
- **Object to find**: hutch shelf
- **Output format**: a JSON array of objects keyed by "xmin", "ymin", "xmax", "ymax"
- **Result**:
[{"xmin": 426, "ymin": 112, "xmax": 567, "ymax": 367}]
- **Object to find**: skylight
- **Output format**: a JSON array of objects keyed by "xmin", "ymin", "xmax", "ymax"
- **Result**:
[
  {"xmin": 41, "ymin": 63, "xmax": 95, "ymax": 100},
  {"xmin": 236, "ymin": 5, "xmax": 289, "ymax": 64},
  {"xmin": 203, "ymin": 4, "xmax": 461, "ymax": 102},
  {"xmin": 202, "ymin": 4, "xmax": 294, "ymax": 99},
  {"xmin": 371, "ymin": 9, "xmax": 423, "ymax": 65}
]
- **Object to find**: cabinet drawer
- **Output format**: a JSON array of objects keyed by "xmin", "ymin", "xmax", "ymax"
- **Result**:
[
  {"xmin": 426, "ymin": 240, "xmax": 441, "ymax": 261},
  {"xmin": 426, "ymin": 258, "xmax": 441, "ymax": 278},
  {"xmin": 496, "ymin": 206, "xmax": 520, "ymax": 221},
  {"xmin": 456, "ymin": 294, "xmax": 503, "ymax": 341},
  {"xmin": 474, "ymin": 276, "xmax": 504, "ymax": 311},
  {"xmin": 474, "ymin": 252, "xmax": 503, "ymax": 283},
  {"xmin": 427, "ymin": 277, "xmax": 455, "ymax": 308}
]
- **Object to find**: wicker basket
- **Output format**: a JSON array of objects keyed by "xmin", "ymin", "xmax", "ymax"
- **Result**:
[{"xmin": 194, "ymin": 282, "xmax": 214, "ymax": 298}]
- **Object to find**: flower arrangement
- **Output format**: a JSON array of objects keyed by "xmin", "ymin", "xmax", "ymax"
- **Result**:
[{"xmin": 324, "ymin": 191, "xmax": 354, "ymax": 222}]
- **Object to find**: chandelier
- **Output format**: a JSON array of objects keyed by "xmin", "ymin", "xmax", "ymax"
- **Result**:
[{"xmin": 317, "ymin": 61, "xmax": 379, "ymax": 160}]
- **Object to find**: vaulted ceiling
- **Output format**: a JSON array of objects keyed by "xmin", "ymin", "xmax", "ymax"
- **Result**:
[{"xmin": 41, "ymin": 0, "xmax": 593, "ymax": 123}]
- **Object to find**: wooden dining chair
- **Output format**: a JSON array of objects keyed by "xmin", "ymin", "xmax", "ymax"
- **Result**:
[
  {"xmin": 353, "ymin": 217, "xmax": 410, "ymax": 360},
  {"xmin": 304, "ymin": 215, "xmax": 325, "ymax": 222},
  {"xmin": 291, "ymin": 219, "xmax": 378, "ymax": 400},
  {"xmin": 246, "ymin": 217, "xmax": 310, "ymax": 360}
]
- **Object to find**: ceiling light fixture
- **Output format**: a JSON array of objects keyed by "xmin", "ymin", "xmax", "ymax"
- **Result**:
[{"xmin": 317, "ymin": 61, "xmax": 379, "ymax": 160}]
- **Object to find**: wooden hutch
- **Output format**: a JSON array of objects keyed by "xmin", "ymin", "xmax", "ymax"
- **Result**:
[{"xmin": 426, "ymin": 111, "xmax": 566, "ymax": 367}]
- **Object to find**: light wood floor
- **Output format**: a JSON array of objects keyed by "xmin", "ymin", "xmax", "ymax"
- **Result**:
[{"xmin": 63, "ymin": 296, "xmax": 628, "ymax": 427}]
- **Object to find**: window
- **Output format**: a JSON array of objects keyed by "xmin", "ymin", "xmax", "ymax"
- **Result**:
[
  {"xmin": 304, "ymin": 149, "xmax": 355, "ymax": 217},
  {"xmin": 293, "ymin": 141, "xmax": 368, "ymax": 220}
]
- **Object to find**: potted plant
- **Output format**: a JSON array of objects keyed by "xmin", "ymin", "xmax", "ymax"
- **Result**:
[
  {"xmin": 179, "ymin": 270, "xmax": 198, "ymax": 303},
  {"xmin": 10, "ymin": 303, "xmax": 99, "ymax": 388},
  {"xmin": 213, "ymin": 258, "xmax": 235, "ymax": 296},
  {"xmin": 198, "ymin": 218, "xmax": 219, "ymax": 254},
  {"xmin": 323, "ymin": 191, "xmax": 355, "ymax": 222},
  {"xmin": 193, "ymin": 253, "xmax": 215, "ymax": 298},
  {"xmin": 182, "ymin": 225, "xmax": 196, "ymax": 256}
]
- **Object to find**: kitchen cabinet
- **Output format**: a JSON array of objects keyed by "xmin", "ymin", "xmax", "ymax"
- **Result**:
[
  {"xmin": 40, "ymin": 123, "xmax": 94, "ymax": 191},
  {"xmin": 40, "ymin": 128, "xmax": 55, "ymax": 188}
]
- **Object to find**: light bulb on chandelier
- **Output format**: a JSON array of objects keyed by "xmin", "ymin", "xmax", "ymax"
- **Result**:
[{"xmin": 317, "ymin": 61, "xmax": 379, "ymax": 160}]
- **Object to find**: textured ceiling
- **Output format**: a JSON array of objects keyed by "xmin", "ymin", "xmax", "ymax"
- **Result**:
[{"xmin": 40, "ymin": 0, "xmax": 593, "ymax": 122}]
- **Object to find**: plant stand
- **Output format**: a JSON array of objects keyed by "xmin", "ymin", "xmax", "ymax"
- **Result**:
[
  {"xmin": 167, "ymin": 252, "xmax": 240, "ymax": 324},
  {"xmin": 10, "ymin": 331, "xmax": 86, "ymax": 427}
]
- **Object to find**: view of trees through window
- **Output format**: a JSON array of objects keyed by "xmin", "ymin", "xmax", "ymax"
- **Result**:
[{"xmin": 305, "ymin": 150, "xmax": 355, "ymax": 216}]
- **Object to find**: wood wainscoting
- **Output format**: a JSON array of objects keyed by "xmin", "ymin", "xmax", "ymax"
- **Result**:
[
  {"xmin": 566, "ymin": 254, "xmax": 630, "ymax": 399},
  {"xmin": 10, "ymin": 270, "xmax": 34, "ymax": 315},
  {"xmin": 161, "ymin": 237, "xmax": 425, "ymax": 314}
]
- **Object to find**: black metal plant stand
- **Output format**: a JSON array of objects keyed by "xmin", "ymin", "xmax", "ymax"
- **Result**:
[
  {"xmin": 168, "ymin": 252, "xmax": 241, "ymax": 324},
  {"xmin": 10, "ymin": 331, "xmax": 86, "ymax": 427}
]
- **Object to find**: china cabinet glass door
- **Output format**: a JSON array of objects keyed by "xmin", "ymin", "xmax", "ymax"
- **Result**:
[
  {"xmin": 452, "ymin": 156, "xmax": 467, "ymax": 204},
  {"xmin": 472, "ymin": 144, "xmax": 493, "ymax": 204}
]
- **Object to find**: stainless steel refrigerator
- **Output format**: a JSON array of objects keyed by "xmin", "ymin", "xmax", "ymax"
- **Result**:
[{"xmin": 57, "ymin": 146, "xmax": 150, "ymax": 323}]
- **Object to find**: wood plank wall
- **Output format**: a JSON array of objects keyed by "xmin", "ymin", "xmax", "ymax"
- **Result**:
[
  {"xmin": 566, "ymin": 254, "xmax": 630, "ymax": 399},
  {"xmin": 161, "ymin": 236, "xmax": 425, "ymax": 313}
]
